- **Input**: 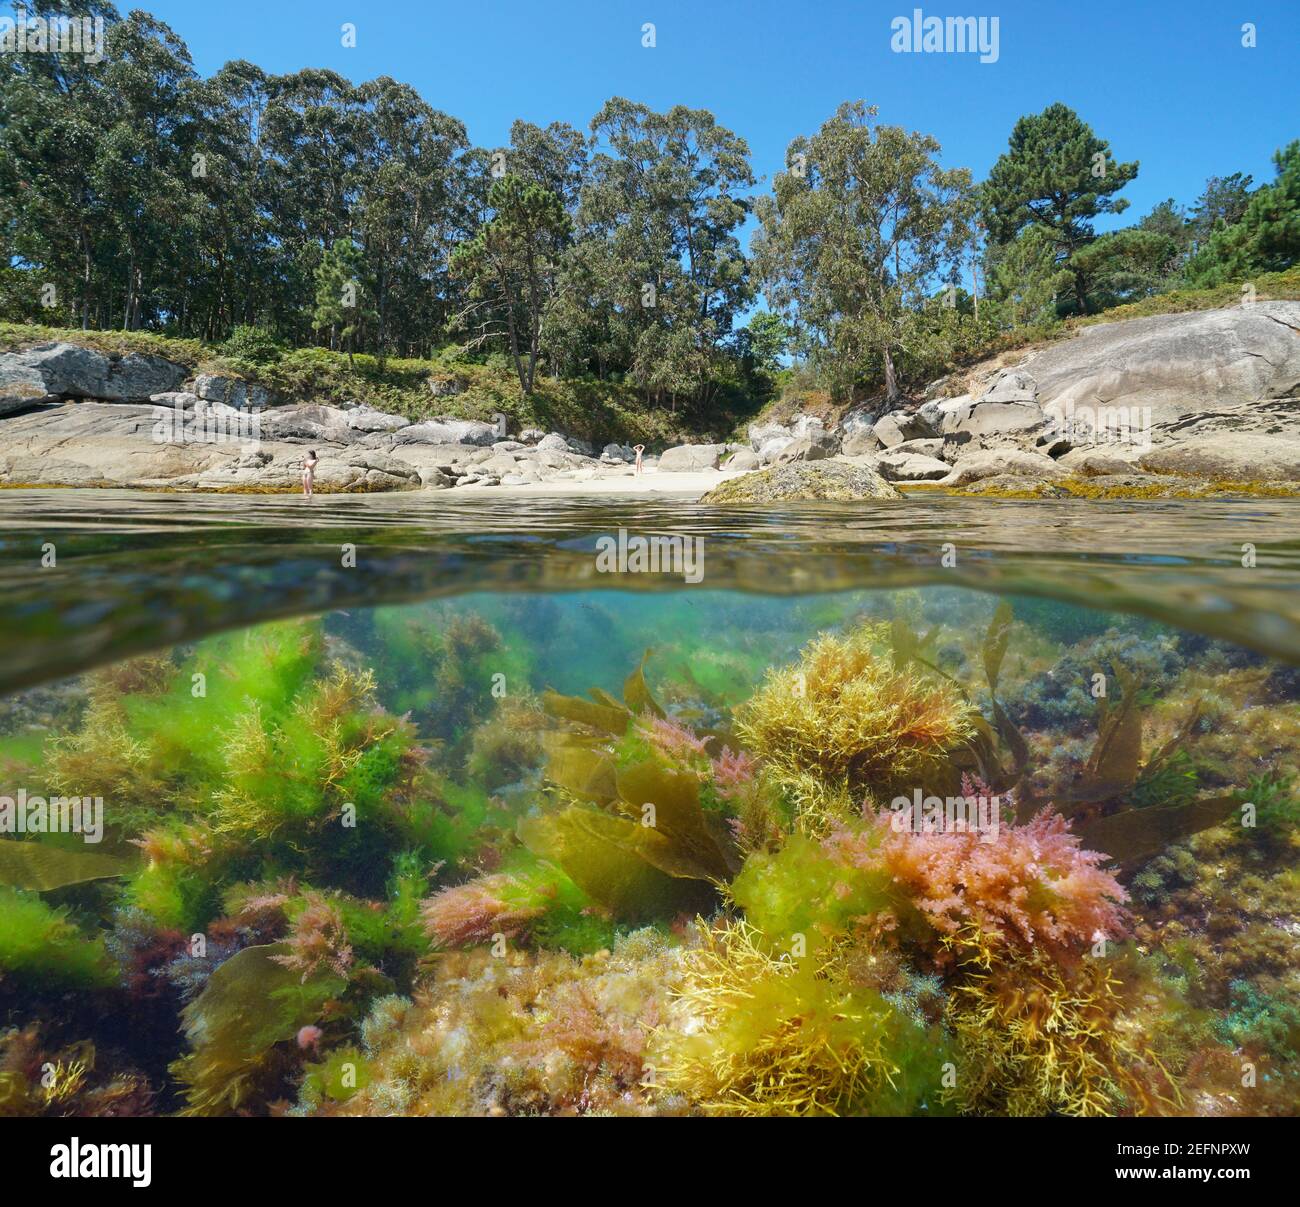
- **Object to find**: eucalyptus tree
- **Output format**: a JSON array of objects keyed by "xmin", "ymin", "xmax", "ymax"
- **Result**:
[
  {"xmin": 754, "ymin": 102, "xmax": 973, "ymax": 402},
  {"xmin": 353, "ymin": 77, "xmax": 468, "ymax": 360},
  {"xmin": 560, "ymin": 98, "xmax": 754, "ymax": 406},
  {"xmin": 0, "ymin": 0, "xmax": 121, "ymax": 327}
]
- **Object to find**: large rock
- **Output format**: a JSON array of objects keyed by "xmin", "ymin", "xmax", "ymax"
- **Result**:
[
  {"xmin": 872, "ymin": 409, "xmax": 934, "ymax": 447},
  {"xmin": 261, "ymin": 404, "xmax": 354, "ymax": 443},
  {"xmin": 701, "ymin": 461, "xmax": 902, "ymax": 503},
  {"xmin": 391, "ymin": 417, "xmax": 498, "ymax": 446},
  {"xmin": 772, "ymin": 436, "xmax": 832, "ymax": 464},
  {"xmin": 1137, "ymin": 433, "xmax": 1300, "ymax": 481},
  {"xmin": 346, "ymin": 405, "xmax": 410, "ymax": 433},
  {"xmin": 917, "ymin": 395, "xmax": 970, "ymax": 433},
  {"xmin": 658, "ymin": 443, "xmax": 725, "ymax": 472},
  {"xmin": 1027, "ymin": 301, "xmax": 1300, "ymax": 429},
  {"xmin": 840, "ymin": 408, "xmax": 879, "ymax": 436},
  {"xmin": 191, "ymin": 447, "xmax": 420, "ymax": 492},
  {"xmin": 841, "ymin": 428, "xmax": 882, "ymax": 457},
  {"xmin": 875, "ymin": 449, "xmax": 952, "ymax": 482},
  {"xmin": 748, "ymin": 420, "xmax": 791, "ymax": 451},
  {"xmin": 193, "ymin": 372, "xmax": 268, "ymax": 410},
  {"xmin": 941, "ymin": 374, "xmax": 1049, "ymax": 438},
  {"xmin": 1057, "ymin": 445, "xmax": 1147, "ymax": 476},
  {"xmin": 889, "ymin": 437, "xmax": 946, "ymax": 459},
  {"xmin": 0, "ymin": 342, "xmax": 186, "ymax": 402},
  {"xmin": 979, "ymin": 368, "xmax": 1038, "ymax": 405},
  {"xmin": 938, "ymin": 448, "xmax": 1069, "ymax": 488},
  {"xmin": 0, "ymin": 400, "xmax": 421, "ymax": 491},
  {"xmin": 723, "ymin": 447, "xmax": 762, "ymax": 471},
  {"xmin": 0, "ymin": 362, "xmax": 54, "ymax": 415}
]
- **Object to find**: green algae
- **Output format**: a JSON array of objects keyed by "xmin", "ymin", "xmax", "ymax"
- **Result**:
[{"xmin": 1, "ymin": 585, "xmax": 1297, "ymax": 1118}]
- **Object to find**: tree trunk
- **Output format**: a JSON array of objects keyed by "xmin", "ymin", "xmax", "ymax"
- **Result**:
[{"xmin": 884, "ymin": 347, "xmax": 899, "ymax": 402}]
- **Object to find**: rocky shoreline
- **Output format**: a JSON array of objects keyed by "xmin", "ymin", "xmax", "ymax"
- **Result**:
[{"xmin": 2, "ymin": 302, "xmax": 1297, "ymax": 498}]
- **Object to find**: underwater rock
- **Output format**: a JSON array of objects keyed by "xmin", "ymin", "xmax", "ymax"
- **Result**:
[{"xmin": 701, "ymin": 461, "xmax": 903, "ymax": 502}]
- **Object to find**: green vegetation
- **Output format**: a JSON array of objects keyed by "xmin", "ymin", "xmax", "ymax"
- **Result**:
[
  {"xmin": 2, "ymin": 8, "xmax": 1295, "ymax": 433},
  {"xmin": 2, "ymin": 592, "xmax": 1297, "ymax": 1117}
]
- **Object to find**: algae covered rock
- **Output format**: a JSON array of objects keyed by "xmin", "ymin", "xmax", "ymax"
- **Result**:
[{"xmin": 701, "ymin": 461, "xmax": 902, "ymax": 503}]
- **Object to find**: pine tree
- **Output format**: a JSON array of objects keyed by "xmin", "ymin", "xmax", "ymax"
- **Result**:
[
  {"xmin": 312, "ymin": 239, "xmax": 374, "ymax": 367},
  {"xmin": 982, "ymin": 103, "xmax": 1138, "ymax": 315}
]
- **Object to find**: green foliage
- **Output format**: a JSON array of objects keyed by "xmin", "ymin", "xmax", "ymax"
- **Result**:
[
  {"xmin": 1214, "ymin": 980, "xmax": 1300, "ymax": 1060},
  {"xmin": 728, "ymin": 833, "xmax": 897, "ymax": 952},
  {"xmin": 655, "ymin": 921, "xmax": 947, "ymax": 1116},
  {"xmin": 0, "ymin": 888, "xmax": 115, "ymax": 991},
  {"xmin": 312, "ymin": 239, "xmax": 377, "ymax": 363},
  {"xmin": 1186, "ymin": 143, "xmax": 1300, "ymax": 286},
  {"xmin": 298, "ymin": 1046, "xmax": 374, "ymax": 1107},
  {"xmin": 219, "ymin": 325, "xmax": 283, "ymax": 366},
  {"xmin": 450, "ymin": 173, "xmax": 569, "ymax": 395},
  {"xmin": 1243, "ymin": 771, "xmax": 1299, "ymax": 836},
  {"xmin": 755, "ymin": 101, "xmax": 973, "ymax": 401},
  {"xmin": 982, "ymin": 102, "xmax": 1139, "ymax": 315}
]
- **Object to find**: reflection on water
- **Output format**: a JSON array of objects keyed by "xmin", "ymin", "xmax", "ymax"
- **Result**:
[
  {"xmin": 1, "ymin": 488, "xmax": 1299, "ymax": 694},
  {"xmin": 0, "ymin": 490, "xmax": 1298, "ymax": 1119}
]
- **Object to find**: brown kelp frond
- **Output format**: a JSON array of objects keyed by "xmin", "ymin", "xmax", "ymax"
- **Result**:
[
  {"xmin": 524, "ymin": 656, "xmax": 738, "ymax": 923},
  {"xmin": 542, "ymin": 648, "xmax": 664, "ymax": 738}
]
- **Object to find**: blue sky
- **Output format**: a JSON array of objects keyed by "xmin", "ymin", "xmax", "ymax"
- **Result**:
[{"xmin": 134, "ymin": 0, "xmax": 1297, "ymax": 231}]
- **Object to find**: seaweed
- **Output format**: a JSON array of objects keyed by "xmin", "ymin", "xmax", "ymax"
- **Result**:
[
  {"xmin": 0, "ymin": 839, "xmax": 133, "ymax": 891},
  {"xmin": 653, "ymin": 920, "xmax": 948, "ymax": 1117},
  {"xmin": 0, "ymin": 887, "xmax": 116, "ymax": 991},
  {"xmin": 170, "ymin": 942, "xmax": 346, "ymax": 1116}
]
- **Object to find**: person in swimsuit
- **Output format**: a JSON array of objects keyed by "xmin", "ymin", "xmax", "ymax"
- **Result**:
[
  {"xmin": 633, "ymin": 444, "xmax": 645, "ymax": 476},
  {"xmin": 302, "ymin": 449, "xmax": 318, "ymax": 497}
]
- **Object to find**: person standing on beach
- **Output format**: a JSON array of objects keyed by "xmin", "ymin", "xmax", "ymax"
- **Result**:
[
  {"xmin": 633, "ymin": 445, "xmax": 645, "ymax": 476},
  {"xmin": 302, "ymin": 449, "xmax": 319, "ymax": 497}
]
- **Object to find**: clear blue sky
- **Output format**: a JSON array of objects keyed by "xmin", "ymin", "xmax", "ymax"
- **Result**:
[{"xmin": 137, "ymin": 0, "xmax": 1297, "ymax": 231}]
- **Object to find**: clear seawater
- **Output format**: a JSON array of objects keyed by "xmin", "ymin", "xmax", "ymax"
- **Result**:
[{"xmin": 1, "ymin": 490, "xmax": 1297, "ymax": 1117}]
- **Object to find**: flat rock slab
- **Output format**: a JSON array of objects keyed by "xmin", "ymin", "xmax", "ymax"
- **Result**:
[
  {"xmin": 1138, "ymin": 433, "xmax": 1300, "ymax": 481},
  {"xmin": 1028, "ymin": 301, "xmax": 1300, "ymax": 427}
]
